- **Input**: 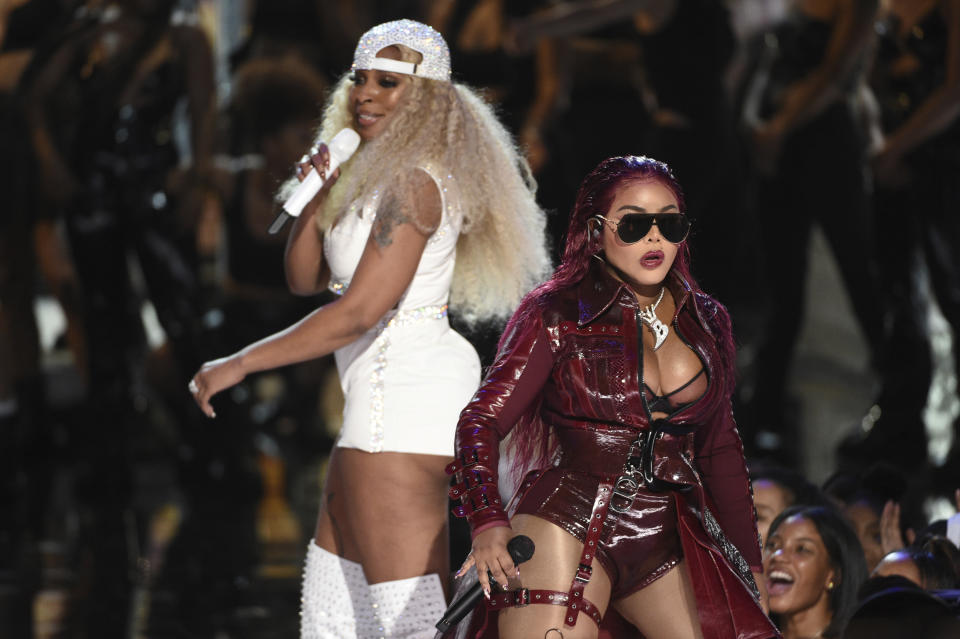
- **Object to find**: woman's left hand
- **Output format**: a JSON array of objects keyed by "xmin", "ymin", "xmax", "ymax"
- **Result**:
[{"xmin": 188, "ymin": 355, "xmax": 246, "ymax": 418}]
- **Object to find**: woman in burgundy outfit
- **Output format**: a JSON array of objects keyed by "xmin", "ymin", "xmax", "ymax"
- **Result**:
[{"xmin": 447, "ymin": 156, "xmax": 778, "ymax": 638}]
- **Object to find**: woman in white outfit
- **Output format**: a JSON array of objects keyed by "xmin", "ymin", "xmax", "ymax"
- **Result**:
[{"xmin": 188, "ymin": 19, "xmax": 550, "ymax": 639}]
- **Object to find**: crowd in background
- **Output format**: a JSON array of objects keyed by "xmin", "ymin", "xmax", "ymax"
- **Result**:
[{"xmin": 0, "ymin": 0, "xmax": 959, "ymax": 637}]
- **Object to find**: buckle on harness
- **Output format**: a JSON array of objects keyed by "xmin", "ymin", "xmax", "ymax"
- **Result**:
[
  {"xmin": 511, "ymin": 588, "xmax": 530, "ymax": 606},
  {"xmin": 574, "ymin": 563, "xmax": 593, "ymax": 583}
]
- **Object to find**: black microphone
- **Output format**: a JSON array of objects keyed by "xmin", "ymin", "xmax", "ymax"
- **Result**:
[{"xmin": 435, "ymin": 535, "xmax": 535, "ymax": 633}]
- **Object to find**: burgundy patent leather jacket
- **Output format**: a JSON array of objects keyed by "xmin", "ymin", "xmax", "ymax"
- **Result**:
[{"xmin": 448, "ymin": 257, "xmax": 777, "ymax": 639}]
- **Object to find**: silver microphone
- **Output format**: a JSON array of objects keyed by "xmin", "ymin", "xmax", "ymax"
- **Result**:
[{"xmin": 268, "ymin": 128, "xmax": 362, "ymax": 234}]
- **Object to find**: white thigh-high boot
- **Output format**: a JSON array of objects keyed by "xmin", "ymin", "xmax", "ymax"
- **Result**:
[
  {"xmin": 360, "ymin": 573, "xmax": 447, "ymax": 638},
  {"xmin": 300, "ymin": 541, "xmax": 371, "ymax": 638}
]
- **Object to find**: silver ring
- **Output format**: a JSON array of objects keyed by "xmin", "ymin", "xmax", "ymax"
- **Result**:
[
  {"xmin": 308, "ymin": 146, "xmax": 320, "ymax": 157},
  {"xmin": 188, "ymin": 379, "xmax": 199, "ymax": 394}
]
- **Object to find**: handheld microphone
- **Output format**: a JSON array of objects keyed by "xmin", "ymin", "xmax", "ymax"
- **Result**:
[
  {"xmin": 268, "ymin": 128, "xmax": 361, "ymax": 234},
  {"xmin": 435, "ymin": 535, "xmax": 535, "ymax": 634}
]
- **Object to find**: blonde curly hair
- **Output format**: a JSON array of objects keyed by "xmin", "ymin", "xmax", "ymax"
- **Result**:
[{"xmin": 280, "ymin": 48, "xmax": 550, "ymax": 323}]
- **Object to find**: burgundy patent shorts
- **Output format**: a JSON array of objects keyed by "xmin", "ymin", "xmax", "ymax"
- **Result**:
[{"xmin": 513, "ymin": 467, "xmax": 682, "ymax": 599}]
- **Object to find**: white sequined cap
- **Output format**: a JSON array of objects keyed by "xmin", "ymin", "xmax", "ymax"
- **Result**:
[{"xmin": 351, "ymin": 19, "xmax": 451, "ymax": 82}]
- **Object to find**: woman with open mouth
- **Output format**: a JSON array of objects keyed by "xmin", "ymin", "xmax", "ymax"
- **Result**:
[
  {"xmin": 764, "ymin": 505, "xmax": 868, "ymax": 638},
  {"xmin": 448, "ymin": 155, "xmax": 779, "ymax": 638}
]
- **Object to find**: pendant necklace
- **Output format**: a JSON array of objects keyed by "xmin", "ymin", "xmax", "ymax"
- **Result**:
[{"xmin": 638, "ymin": 287, "xmax": 668, "ymax": 350}]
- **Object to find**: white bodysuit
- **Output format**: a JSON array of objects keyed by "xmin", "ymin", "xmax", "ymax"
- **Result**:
[{"xmin": 322, "ymin": 164, "xmax": 481, "ymax": 456}]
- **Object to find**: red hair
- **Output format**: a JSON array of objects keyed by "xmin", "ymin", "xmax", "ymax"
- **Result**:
[{"xmin": 501, "ymin": 156, "xmax": 735, "ymax": 481}]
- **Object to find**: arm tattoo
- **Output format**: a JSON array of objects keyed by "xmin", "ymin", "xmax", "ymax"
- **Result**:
[{"xmin": 372, "ymin": 204, "xmax": 411, "ymax": 248}]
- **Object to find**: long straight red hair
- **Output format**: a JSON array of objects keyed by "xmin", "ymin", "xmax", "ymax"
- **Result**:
[{"xmin": 500, "ymin": 156, "xmax": 736, "ymax": 479}]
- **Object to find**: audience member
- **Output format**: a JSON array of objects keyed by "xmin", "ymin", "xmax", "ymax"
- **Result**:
[
  {"xmin": 750, "ymin": 461, "xmax": 829, "ymax": 545},
  {"xmin": 823, "ymin": 464, "xmax": 926, "ymax": 572},
  {"xmin": 872, "ymin": 536, "xmax": 960, "ymax": 590},
  {"xmin": 764, "ymin": 504, "xmax": 869, "ymax": 639},
  {"xmin": 844, "ymin": 576, "xmax": 960, "ymax": 638}
]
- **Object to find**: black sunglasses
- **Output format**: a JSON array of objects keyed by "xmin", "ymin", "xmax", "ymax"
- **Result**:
[{"xmin": 594, "ymin": 213, "xmax": 690, "ymax": 244}]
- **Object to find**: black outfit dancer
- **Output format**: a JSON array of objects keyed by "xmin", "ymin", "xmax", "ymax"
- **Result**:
[
  {"xmin": 522, "ymin": 17, "xmax": 650, "ymax": 261},
  {"xmin": 740, "ymin": 0, "xmax": 885, "ymax": 463},
  {"xmin": 635, "ymin": 0, "xmax": 747, "ymax": 304},
  {"xmin": 506, "ymin": 0, "xmax": 747, "ymax": 305},
  {"xmin": 843, "ymin": 0, "xmax": 960, "ymax": 474},
  {"xmin": 24, "ymin": 5, "xmax": 216, "ymax": 633}
]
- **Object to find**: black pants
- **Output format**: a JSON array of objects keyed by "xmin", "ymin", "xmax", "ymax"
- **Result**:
[
  {"xmin": 748, "ymin": 103, "xmax": 886, "ymax": 439},
  {"xmin": 871, "ymin": 146, "xmax": 960, "ymax": 457}
]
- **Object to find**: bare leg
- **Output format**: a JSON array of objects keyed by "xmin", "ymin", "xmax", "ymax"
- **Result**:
[
  {"xmin": 313, "ymin": 446, "xmax": 452, "ymax": 587},
  {"xmin": 304, "ymin": 447, "xmax": 453, "ymax": 637},
  {"xmin": 497, "ymin": 514, "xmax": 612, "ymax": 639},
  {"xmin": 613, "ymin": 560, "xmax": 703, "ymax": 639}
]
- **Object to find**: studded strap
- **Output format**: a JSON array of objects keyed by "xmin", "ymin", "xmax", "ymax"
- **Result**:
[
  {"xmin": 562, "ymin": 481, "xmax": 612, "ymax": 627},
  {"xmin": 486, "ymin": 588, "xmax": 603, "ymax": 628}
]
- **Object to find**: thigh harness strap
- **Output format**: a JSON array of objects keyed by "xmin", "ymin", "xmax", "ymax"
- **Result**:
[{"xmin": 487, "ymin": 481, "xmax": 613, "ymax": 629}]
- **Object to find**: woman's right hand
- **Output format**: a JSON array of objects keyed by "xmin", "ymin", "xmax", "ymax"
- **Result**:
[
  {"xmin": 295, "ymin": 143, "xmax": 341, "ymax": 214},
  {"xmin": 188, "ymin": 355, "xmax": 246, "ymax": 418},
  {"xmin": 456, "ymin": 525, "xmax": 520, "ymax": 597}
]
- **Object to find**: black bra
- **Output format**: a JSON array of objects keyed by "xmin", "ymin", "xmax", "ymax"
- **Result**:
[{"xmin": 644, "ymin": 368, "xmax": 706, "ymax": 415}]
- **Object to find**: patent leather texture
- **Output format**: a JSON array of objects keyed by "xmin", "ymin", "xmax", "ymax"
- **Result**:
[{"xmin": 449, "ymin": 258, "xmax": 779, "ymax": 639}]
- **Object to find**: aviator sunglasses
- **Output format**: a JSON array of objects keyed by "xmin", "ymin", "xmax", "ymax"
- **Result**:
[{"xmin": 593, "ymin": 212, "xmax": 691, "ymax": 244}]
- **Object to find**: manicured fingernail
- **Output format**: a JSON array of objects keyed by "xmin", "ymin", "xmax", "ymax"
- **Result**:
[{"xmin": 483, "ymin": 588, "xmax": 490, "ymax": 599}]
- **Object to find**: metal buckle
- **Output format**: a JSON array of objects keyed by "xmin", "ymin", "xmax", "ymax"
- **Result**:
[
  {"xmin": 574, "ymin": 563, "xmax": 593, "ymax": 583},
  {"xmin": 468, "ymin": 491, "xmax": 490, "ymax": 513},
  {"xmin": 511, "ymin": 588, "xmax": 530, "ymax": 606},
  {"xmin": 610, "ymin": 473, "xmax": 639, "ymax": 513},
  {"xmin": 460, "ymin": 449, "xmax": 479, "ymax": 467}
]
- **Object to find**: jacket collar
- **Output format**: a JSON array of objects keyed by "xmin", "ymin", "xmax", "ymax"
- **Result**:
[{"xmin": 577, "ymin": 254, "xmax": 693, "ymax": 327}]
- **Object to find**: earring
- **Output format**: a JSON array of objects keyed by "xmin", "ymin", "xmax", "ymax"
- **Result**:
[{"xmin": 826, "ymin": 581, "xmax": 835, "ymax": 591}]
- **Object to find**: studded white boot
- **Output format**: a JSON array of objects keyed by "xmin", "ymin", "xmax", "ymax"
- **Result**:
[
  {"xmin": 360, "ymin": 573, "xmax": 447, "ymax": 638},
  {"xmin": 300, "ymin": 541, "xmax": 371, "ymax": 638}
]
